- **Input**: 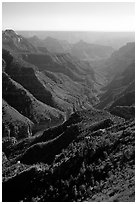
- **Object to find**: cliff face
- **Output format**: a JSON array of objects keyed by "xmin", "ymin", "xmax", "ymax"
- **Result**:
[
  {"xmin": 2, "ymin": 29, "xmax": 38, "ymax": 53},
  {"xmin": 95, "ymin": 43, "xmax": 135, "ymax": 113},
  {"xmin": 3, "ymin": 72, "xmax": 64, "ymax": 124},
  {"xmin": 2, "ymin": 30, "xmax": 98, "ymax": 139},
  {"xmin": 105, "ymin": 42, "xmax": 135, "ymax": 76}
]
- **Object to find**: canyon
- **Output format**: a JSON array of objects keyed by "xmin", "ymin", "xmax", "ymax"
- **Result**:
[{"xmin": 2, "ymin": 29, "xmax": 135, "ymax": 202}]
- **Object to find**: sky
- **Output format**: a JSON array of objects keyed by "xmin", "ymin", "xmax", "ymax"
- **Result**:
[{"xmin": 2, "ymin": 2, "xmax": 135, "ymax": 32}]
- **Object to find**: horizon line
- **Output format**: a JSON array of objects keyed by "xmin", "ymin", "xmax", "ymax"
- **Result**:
[{"xmin": 3, "ymin": 29, "xmax": 135, "ymax": 33}]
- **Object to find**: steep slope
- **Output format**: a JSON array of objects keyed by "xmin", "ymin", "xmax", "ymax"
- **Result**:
[
  {"xmin": 95, "ymin": 43, "xmax": 135, "ymax": 113},
  {"xmin": 2, "ymin": 29, "xmax": 38, "ymax": 54},
  {"xmin": 2, "ymin": 49, "xmax": 72, "ymax": 112},
  {"xmin": 2, "ymin": 29, "xmax": 100, "ymax": 140},
  {"xmin": 71, "ymin": 40, "xmax": 114, "ymax": 61},
  {"xmin": 28, "ymin": 35, "xmax": 71, "ymax": 54},
  {"xmin": 43, "ymin": 36, "xmax": 68, "ymax": 53},
  {"xmin": 104, "ymin": 42, "xmax": 135, "ymax": 78},
  {"xmin": 2, "ymin": 50, "xmax": 96, "ymax": 114},
  {"xmin": 2, "ymin": 72, "xmax": 64, "ymax": 125},
  {"xmin": 22, "ymin": 52, "xmax": 98, "ymax": 102},
  {"xmin": 2, "ymin": 100, "xmax": 33, "ymax": 139},
  {"xmin": 22, "ymin": 52, "xmax": 95, "ymax": 81},
  {"xmin": 44, "ymin": 70, "xmax": 97, "ymax": 105}
]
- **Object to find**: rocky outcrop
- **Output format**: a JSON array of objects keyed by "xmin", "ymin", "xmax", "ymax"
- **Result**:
[{"xmin": 2, "ymin": 29, "xmax": 38, "ymax": 53}]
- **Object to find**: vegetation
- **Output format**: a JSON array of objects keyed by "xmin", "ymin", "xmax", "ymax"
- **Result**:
[{"xmin": 2, "ymin": 117, "xmax": 135, "ymax": 202}]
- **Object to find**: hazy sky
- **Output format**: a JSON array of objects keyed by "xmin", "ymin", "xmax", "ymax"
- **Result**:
[{"xmin": 2, "ymin": 2, "xmax": 135, "ymax": 31}]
